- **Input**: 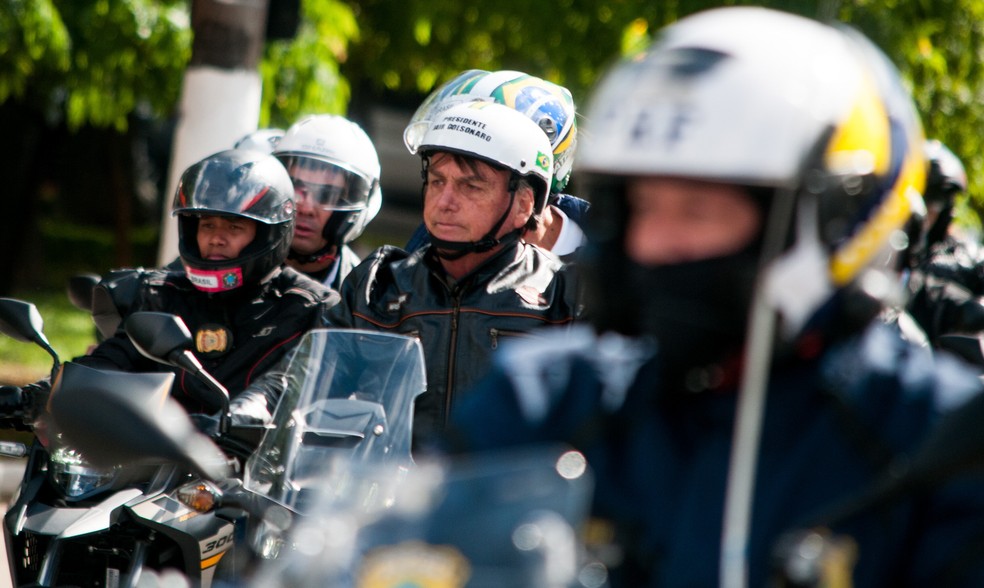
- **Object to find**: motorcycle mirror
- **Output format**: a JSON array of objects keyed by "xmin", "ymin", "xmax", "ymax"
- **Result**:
[
  {"xmin": 67, "ymin": 273, "xmax": 100, "ymax": 312},
  {"xmin": 125, "ymin": 311, "xmax": 230, "ymax": 414},
  {"xmin": 125, "ymin": 311, "xmax": 196, "ymax": 363},
  {"xmin": 0, "ymin": 298, "xmax": 48, "ymax": 343},
  {"xmin": 0, "ymin": 298, "xmax": 59, "ymax": 366},
  {"xmin": 50, "ymin": 362, "xmax": 232, "ymax": 481}
]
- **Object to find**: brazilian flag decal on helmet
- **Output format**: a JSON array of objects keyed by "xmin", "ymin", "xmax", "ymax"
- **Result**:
[{"xmin": 536, "ymin": 151, "xmax": 550, "ymax": 172}]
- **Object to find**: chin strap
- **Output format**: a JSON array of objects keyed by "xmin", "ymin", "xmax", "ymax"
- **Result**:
[
  {"xmin": 429, "ymin": 228, "xmax": 523, "ymax": 261},
  {"xmin": 287, "ymin": 244, "xmax": 337, "ymax": 266}
]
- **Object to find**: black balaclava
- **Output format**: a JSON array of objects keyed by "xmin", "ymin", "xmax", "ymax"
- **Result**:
[{"xmin": 582, "ymin": 177, "xmax": 766, "ymax": 389}]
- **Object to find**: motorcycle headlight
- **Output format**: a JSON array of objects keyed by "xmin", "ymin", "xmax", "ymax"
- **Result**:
[{"xmin": 49, "ymin": 445, "xmax": 120, "ymax": 499}]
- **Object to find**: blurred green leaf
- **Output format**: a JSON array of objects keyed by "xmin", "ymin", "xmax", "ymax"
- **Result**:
[{"xmin": 4, "ymin": 0, "xmax": 984, "ymax": 225}]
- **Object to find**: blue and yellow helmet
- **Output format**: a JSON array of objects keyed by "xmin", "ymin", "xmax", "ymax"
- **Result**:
[
  {"xmin": 578, "ymin": 6, "xmax": 926, "ymax": 336},
  {"xmin": 405, "ymin": 69, "xmax": 578, "ymax": 197}
]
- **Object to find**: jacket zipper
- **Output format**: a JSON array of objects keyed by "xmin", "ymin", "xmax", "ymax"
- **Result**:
[
  {"xmin": 444, "ymin": 291, "xmax": 462, "ymax": 425},
  {"xmin": 490, "ymin": 328, "xmax": 526, "ymax": 350}
]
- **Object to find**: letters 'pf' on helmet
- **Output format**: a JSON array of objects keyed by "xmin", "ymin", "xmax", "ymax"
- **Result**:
[
  {"xmin": 579, "ymin": 6, "xmax": 927, "ymax": 336},
  {"xmin": 417, "ymin": 101, "xmax": 554, "ymax": 217}
]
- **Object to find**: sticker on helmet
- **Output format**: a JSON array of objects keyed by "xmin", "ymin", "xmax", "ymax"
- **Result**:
[
  {"xmin": 222, "ymin": 272, "xmax": 242, "ymax": 289},
  {"xmin": 186, "ymin": 267, "xmax": 244, "ymax": 292},
  {"xmin": 535, "ymin": 151, "xmax": 550, "ymax": 173},
  {"xmin": 436, "ymin": 114, "xmax": 494, "ymax": 143}
]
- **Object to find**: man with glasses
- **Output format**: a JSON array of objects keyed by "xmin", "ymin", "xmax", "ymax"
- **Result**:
[{"xmin": 273, "ymin": 114, "xmax": 383, "ymax": 290}]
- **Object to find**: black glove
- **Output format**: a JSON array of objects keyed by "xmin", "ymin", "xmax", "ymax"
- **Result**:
[
  {"xmin": 0, "ymin": 385, "xmax": 35, "ymax": 431},
  {"xmin": 0, "ymin": 386, "xmax": 23, "ymax": 417},
  {"xmin": 228, "ymin": 392, "xmax": 272, "ymax": 426}
]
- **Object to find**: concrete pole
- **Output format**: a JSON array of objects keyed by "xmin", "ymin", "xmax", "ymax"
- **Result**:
[{"xmin": 157, "ymin": 0, "xmax": 269, "ymax": 266}]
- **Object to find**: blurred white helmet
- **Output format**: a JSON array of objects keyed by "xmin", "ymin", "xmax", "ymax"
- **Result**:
[
  {"xmin": 233, "ymin": 128, "xmax": 285, "ymax": 154},
  {"xmin": 579, "ymin": 6, "xmax": 926, "ymax": 339}
]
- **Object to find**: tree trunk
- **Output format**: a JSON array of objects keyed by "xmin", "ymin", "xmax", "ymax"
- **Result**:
[
  {"xmin": 0, "ymin": 101, "xmax": 46, "ymax": 295},
  {"xmin": 109, "ymin": 131, "xmax": 134, "ymax": 267},
  {"xmin": 157, "ymin": 0, "xmax": 269, "ymax": 266}
]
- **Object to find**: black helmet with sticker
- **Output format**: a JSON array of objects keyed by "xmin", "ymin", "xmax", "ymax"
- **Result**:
[{"xmin": 173, "ymin": 149, "xmax": 295, "ymax": 293}]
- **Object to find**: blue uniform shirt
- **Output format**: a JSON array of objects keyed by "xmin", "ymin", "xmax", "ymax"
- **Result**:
[{"xmin": 448, "ymin": 323, "xmax": 984, "ymax": 587}]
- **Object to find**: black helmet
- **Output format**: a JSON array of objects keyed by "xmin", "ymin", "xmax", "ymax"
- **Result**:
[
  {"xmin": 924, "ymin": 139, "xmax": 967, "ymax": 206},
  {"xmin": 921, "ymin": 140, "xmax": 966, "ymax": 249},
  {"xmin": 173, "ymin": 149, "xmax": 295, "ymax": 293}
]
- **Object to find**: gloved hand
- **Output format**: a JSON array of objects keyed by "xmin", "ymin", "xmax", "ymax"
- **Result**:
[
  {"xmin": 955, "ymin": 298, "xmax": 984, "ymax": 333},
  {"xmin": 0, "ymin": 385, "xmax": 23, "ymax": 417},
  {"xmin": 0, "ymin": 385, "xmax": 35, "ymax": 431},
  {"xmin": 228, "ymin": 392, "xmax": 272, "ymax": 426}
]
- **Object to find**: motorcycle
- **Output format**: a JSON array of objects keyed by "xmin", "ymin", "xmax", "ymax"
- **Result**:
[
  {"xmin": 0, "ymin": 298, "xmax": 263, "ymax": 588},
  {"xmin": 234, "ymin": 332, "xmax": 600, "ymax": 587},
  {"xmin": 239, "ymin": 326, "xmax": 426, "ymax": 559},
  {"xmin": 41, "ymin": 311, "xmax": 429, "ymax": 584},
  {"xmin": 42, "ymin": 307, "xmax": 601, "ymax": 588}
]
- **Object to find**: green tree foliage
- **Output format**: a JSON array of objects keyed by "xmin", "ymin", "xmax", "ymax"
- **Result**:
[
  {"xmin": 347, "ymin": 0, "xmax": 836, "ymax": 105},
  {"xmin": 346, "ymin": 0, "xmax": 984, "ymax": 223},
  {"xmin": 0, "ymin": 0, "xmax": 357, "ymax": 131},
  {"xmin": 260, "ymin": 0, "xmax": 360, "ymax": 127},
  {"xmin": 0, "ymin": 0, "xmax": 71, "ymax": 110},
  {"xmin": 837, "ymin": 0, "xmax": 984, "ymax": 225},
  {"xmin": 3, "ymin": 0, "xmax": 983, "ymax": 220},
  {"xmin": 0, "ymin": 0, "xmax": 191, "ymax": 130}
]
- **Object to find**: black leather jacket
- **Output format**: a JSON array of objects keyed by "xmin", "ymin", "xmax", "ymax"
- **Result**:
[
  {"xmin": 325, "ymin": 242, "xmax": 581, "ymax": 446},
  {"xmin": 906, "ymin": 235, "xmax": 984, "ymax": 344},
  {"xmin": 76, "ymin": 266, "xmax": 336, "ymax": 415}
]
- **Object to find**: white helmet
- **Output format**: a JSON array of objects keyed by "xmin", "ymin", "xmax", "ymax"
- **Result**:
[
  {"xmin": 419, "ymin": 101, "xmax": 553, "ymax": 212},
  {"xmin": 579, "ymin": 6, "xmax": 926, "ymax": 341},
  {"xmin": 417, "ymin": 101, "xmax": 554, "ymax": 258},
  {"xmin": 274, "ymin": 115, "xmax": 382, "ymax": 258},
  {"xmin": 405, "ymin": 69, "xmax": 577, "ymax": 196},
  {"xmin": 233, "ymin": 128, "xmax": 285, "ymax": 154}
]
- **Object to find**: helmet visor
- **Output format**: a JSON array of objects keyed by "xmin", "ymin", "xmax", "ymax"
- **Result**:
[
  {"xmin": 404, "ymin": 70, "xmax": 494, "ymax": 154},
  {"xmin": 171, "ymin": 154, "xmax": 294, "ymax": 224},
  {"xmin": 279, "ymin": 155, "xmax": 373, "ymax": 211}
]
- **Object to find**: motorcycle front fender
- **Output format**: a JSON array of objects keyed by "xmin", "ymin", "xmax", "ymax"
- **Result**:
[
  {"xmin": 19, "ymin": 488, "xmax": 144, "ymax": 539},
  {"xmin": 128, "ymin": 492, "xmax": 236, "ymax": 583}
]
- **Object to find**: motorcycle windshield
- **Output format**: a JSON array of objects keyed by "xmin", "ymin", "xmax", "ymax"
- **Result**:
[
  {"xmin": 250, "ymin": 445, "xmax": 596, "ymax": 588},
  {"xmin": 244, "ymin": 329, "xmax": 426, "ymax": 514}
]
